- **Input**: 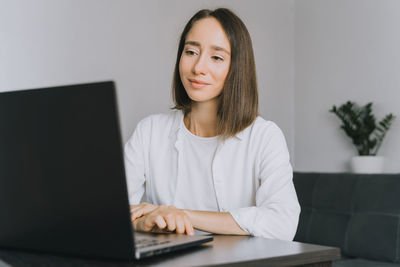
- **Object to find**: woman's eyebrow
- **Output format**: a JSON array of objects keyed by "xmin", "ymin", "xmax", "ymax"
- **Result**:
[
  {"xmin": 184, "ymin": 41, "xmax": 231, "ymax": 55},
  {"xmin": 184, "ymin": 41, "xmax": 201, "ymax": 47},
  {"xmin": 211, "ymin": 45, "xmax": 230, "ymax": 55}
]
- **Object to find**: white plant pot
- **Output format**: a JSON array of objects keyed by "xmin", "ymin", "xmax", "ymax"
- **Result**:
[{"xmin": 350, "ymin": 156, "xmax": 384, "ymax": 174}]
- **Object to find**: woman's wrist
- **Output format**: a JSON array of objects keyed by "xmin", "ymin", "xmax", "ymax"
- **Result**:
[
  {"xmin": 182, "ymin": 209, "xmax": 194, "ymax": 221},
  {"xmin": 180, "ymin": 209, "xmax": 248, "ymax": 235}
]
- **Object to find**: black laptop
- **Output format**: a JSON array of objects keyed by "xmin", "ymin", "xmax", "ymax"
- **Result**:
[{"xmin": 0, "ymin": 81, "xmax": 212, "ymax": 261}]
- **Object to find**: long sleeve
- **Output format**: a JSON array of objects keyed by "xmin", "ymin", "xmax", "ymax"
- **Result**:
[
  {"xmin": 229, "ymin": 124, "xmax": 300, "ymax": 240},
  {"xmin": 124, "ymin": 120, "xmax": 146, "ymax": 205}
]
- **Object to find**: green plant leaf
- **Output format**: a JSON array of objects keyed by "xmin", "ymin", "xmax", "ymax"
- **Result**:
[{"xmin": 330, "ymin": 101, "xmax": 395, "ymax": 156}]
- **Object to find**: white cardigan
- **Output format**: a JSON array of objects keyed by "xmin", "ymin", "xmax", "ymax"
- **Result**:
[{"xmin": 124, "ymin": 111, "xmax": 300, "ymax": 240}]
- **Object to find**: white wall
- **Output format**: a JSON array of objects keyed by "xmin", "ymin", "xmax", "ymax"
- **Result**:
[
  {"xmin": 0, "ymin": 0, "xmax": 295, "ymax": 160},
  {"xmin": 7, "ymin": 1, "xmax": 397, "ymax": 173},
  {"xmin": 294, "ymin": 0, "xmax": 400, "ymax": 172}
]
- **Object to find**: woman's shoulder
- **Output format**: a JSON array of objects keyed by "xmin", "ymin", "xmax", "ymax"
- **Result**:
[
  {"xmin": 135, "ymin": 110, "xmax": 182, "ymax": 133},
  {"xmin": 248, "ymin": 116, "xmax": 284, "ymax": 137}
]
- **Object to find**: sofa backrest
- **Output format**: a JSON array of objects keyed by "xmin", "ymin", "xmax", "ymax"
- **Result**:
[{"xmin": 293, "ymin": 172, "xmax": 400, "ymax": 263}]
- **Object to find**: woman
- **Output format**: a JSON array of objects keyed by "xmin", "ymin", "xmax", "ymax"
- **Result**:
[{"xmin": 124, "ymin": 8, "xmax": 300, "ymax": 240}]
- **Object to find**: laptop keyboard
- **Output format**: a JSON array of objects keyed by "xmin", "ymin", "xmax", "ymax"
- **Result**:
[{"xmin": 135, "ymin": 238, "xmax": 171, "ymax": 249}]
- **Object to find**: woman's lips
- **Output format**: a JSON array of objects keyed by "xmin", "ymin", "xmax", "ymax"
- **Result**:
[{"xmin": 189, "ymin": 79, "xmax": 210, "ymax": 89}]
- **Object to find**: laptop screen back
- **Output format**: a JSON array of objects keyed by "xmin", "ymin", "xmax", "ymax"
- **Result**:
[{"xmin": 0, "ymin": 81, "xmax": 134, "ymax": 260}]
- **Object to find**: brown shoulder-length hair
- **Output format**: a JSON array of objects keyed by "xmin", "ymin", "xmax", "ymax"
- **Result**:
[{"xmin": 172, "ymin": 8, "xmax": 258, "ymax": 139}]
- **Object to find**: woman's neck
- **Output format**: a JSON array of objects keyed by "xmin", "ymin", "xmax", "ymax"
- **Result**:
[{"xmin": 184, "ymin": 100, "xmax": 218, "ymax": 137}]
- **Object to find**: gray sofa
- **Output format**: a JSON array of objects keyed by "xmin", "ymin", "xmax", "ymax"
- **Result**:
[{"xmin": 293, "ymin": 172, "xmax": 400, "ymax": 267}]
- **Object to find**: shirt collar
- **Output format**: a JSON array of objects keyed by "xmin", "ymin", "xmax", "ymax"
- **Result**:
[
  {"xmin": 169, "ymin": 110, "xmax": 183, "ymax": 141},
  {"xmin": 168, "ymin": 110, "xmax": 245, "ymax": 141}
]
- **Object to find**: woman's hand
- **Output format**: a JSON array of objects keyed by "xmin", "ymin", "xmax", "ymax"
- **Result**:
[
  {"xmin": 130, "ymin": 202, "xmax": 158, "ymax": 221},
  {"xmin": 132, "ymin": 205, "xmax": 194, "ymax": 235}
]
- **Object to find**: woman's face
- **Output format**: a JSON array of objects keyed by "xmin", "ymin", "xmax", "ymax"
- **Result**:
[{"xmin": 179, "ymin": 17, "xmax": 231, "ymax": 103}]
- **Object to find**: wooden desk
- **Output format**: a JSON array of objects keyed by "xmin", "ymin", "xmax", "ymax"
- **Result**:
[{"xmin": 0, "ymin": 235, "xmax": 340, "ymax": 267}]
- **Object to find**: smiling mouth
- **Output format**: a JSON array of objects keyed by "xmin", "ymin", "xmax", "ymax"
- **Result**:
[{"xmin": 189, "ymin": 79, "xmax": 210, "ymax": 89}]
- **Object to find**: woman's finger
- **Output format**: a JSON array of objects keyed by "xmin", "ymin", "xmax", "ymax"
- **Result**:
[
  {"xmin": 130, "ymin": 206, "xmax": 141, "ymax": 214},
  {"xmin": 130, "ymin": 202, "xmax": 153, "ymax": 212},
  {"xmin": 164, "ymin": 214, "xmax": 176, "ymax": 232},
  {"xmin": 131, "ymin": 208, "xmax": 147, "ymax": 220},
  {"xmin": 131, "ymin": 203, "xmax": 157, "ymax": 220},
  {"xmin": 183, "ymin": 215, "xmax": 194, "ymax": 236},
  {"xmin": 134, "ymin": 216, "xmax": 154, "ymax": 232},
  {"xmin": 175, "ymin": 215, "xmax": 185, "ymax": 234},
  {"xmin": 154, "ymin": 215, "xmax": 167, "ymax": 230}
]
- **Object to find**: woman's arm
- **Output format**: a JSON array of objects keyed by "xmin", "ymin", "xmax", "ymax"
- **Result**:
[
  {"xmin": 131, "ymin": 204, "xmax": 248, "ymax": 235},
  {"xmin": 183, "ymin": 209, "xmax": 249, "ymax": 235},
  {"xmin": 125, "ymin": 119, "xmax": 147, "ymax": 204},
  {"xmin": 227, "ymin": 123, "xmax": 300, "ymax": 240}
]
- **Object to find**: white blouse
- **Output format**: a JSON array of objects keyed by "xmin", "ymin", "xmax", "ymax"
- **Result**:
[
  {"xmin": 174, "ymin": 121, "xmax": 219, "ymax": 211},
  {"xmin": 124, "ymin": 111, "xmax": 300, "ymax": 240}
]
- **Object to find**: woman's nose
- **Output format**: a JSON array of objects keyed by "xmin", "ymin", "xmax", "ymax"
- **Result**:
[{"xmin": 193, "ymin": 55, "xmax": 207, "ymax": 75}]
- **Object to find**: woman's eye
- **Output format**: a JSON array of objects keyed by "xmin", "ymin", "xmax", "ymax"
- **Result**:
[
  {"xmin": 212, "ymin": 56, "xmax": 224, "ymax": 62},
  {"xmin": 185, "ymin": 50, "xmax": 197, "ymax": 56}
]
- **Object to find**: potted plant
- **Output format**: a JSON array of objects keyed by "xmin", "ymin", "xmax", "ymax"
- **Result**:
[{"xmin": 330, "ymin": 101, "xmax": 395, "ymax": 173}]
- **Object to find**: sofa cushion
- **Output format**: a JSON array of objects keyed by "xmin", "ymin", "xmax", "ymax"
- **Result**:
[
  {"xmin": 293, "ymin": 172, "xmax": 400, "ymax": 263},
  {"xmin": 333, "ymin": 258, "xmax": 400, "ymax": 267}
]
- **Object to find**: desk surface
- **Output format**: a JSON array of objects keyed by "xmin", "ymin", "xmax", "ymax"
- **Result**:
[{"xmin": 0, "ymin": 235, "xmax": 340, "ymax": 267}]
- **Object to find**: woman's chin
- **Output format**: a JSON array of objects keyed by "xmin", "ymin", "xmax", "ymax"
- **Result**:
[
  {"xmin": 185, "ymin": 91, "xmax": 221, "ymax": 104},
  {"xmin": 187, "ymin": 95, "xmax": 219, "ymax": 104}
]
